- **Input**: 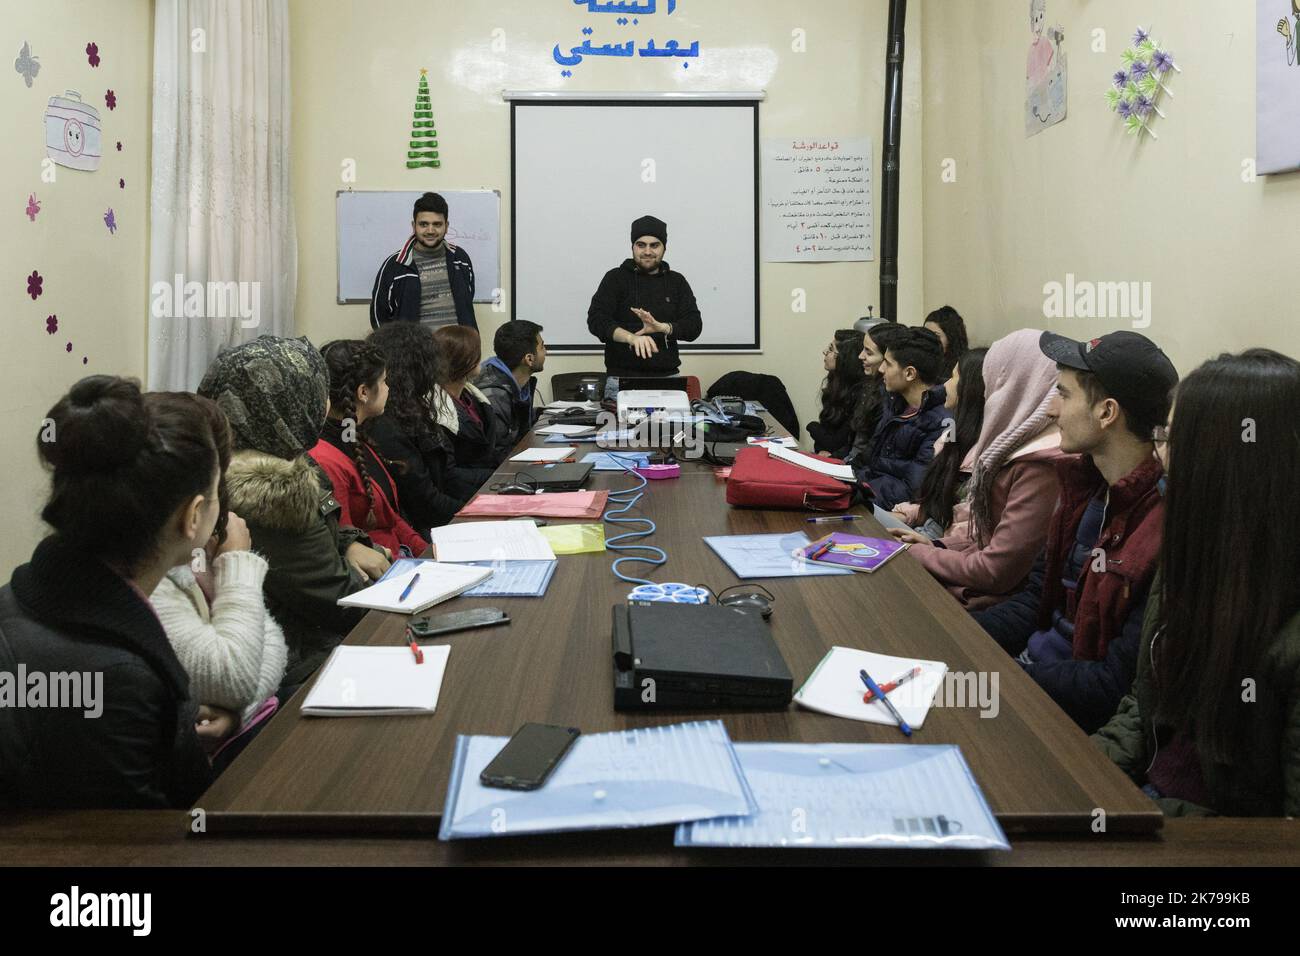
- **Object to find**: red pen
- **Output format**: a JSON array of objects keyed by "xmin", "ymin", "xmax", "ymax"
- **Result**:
[
  {"xmin": 406, "ymin": 629, "xmax": 424, "ymax": 665},
  {"xmin": 807, "ymin": 540, "xmax": 833, "ymax": 562},
  {"xmin": 863, "ymin": 666, "xmax": 921, "ymax": 702}
]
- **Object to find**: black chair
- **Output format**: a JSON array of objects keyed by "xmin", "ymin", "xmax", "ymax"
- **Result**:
[
  {"xmin": 548, "ymin": 371, "xmax": 608, "ymax": 403},
  {"xmin": 707, "ymin": 371, "xmax": 801, "ymax": 439}
]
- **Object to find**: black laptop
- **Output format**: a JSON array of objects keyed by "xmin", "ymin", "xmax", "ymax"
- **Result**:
[
  {"xmin": 612, "ymin": 603, "xmax": 793, "ymax": 710},
  {"xmin": 509, "ymin": 461, "xmax": 594, "ymax": 492}
]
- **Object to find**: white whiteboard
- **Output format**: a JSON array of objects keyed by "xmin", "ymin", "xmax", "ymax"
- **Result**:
[
  {"xmin": 336, "ymin": 189, "xmax": 500, "ymax": 303},
  {"xmin": 511, "ymin": 101, "xmax": 758, "ymax": 350}
]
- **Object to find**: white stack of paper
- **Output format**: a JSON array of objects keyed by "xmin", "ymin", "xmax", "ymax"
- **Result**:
[
  {"xmin": 301, "ymin": 645, "xmax": 451, "ymax": 716},
  {"xmin": 535, "ymin": 423, "xmax": 596, "ymax": 436},
  {"xmin": 428, "ymin": 520, "xmax": 557, "ymax": 562},
  {"xmin": 767, "ymin": 444, "xmax": 855, "ymax": 482},
  {"xmin": 510, "ymin": 446, "xmax": 577, "ymax": 463}
]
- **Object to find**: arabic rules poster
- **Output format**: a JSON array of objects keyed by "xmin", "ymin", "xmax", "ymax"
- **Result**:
[{"xmin": 761, "ymin": 137, "xmax": 873, "ymax": 263}]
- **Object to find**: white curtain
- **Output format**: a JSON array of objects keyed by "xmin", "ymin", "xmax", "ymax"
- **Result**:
[{"xmin": 148, "ymin": 0, "xmax": 296, "ymax": 390}]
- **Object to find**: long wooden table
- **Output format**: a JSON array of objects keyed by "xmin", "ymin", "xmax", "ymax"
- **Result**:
[
  {"xmin": 191, "ymin": 413, "xmax": 1163, "ymax": 841},
  {"xmin": 4, "ymin": 812, "xmax": 1296, "ymax": 866}
]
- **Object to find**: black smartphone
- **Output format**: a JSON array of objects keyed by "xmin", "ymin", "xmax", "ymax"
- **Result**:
[
  {"xmin": 479, "ymin": 723, "xmax": 581, "ymax": 790},
  {"xmin": 407, "ymin": 607, "xmax": 509, "ymax": 639}
]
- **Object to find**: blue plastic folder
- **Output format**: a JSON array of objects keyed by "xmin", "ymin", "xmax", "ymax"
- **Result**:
[
  {"xmin": 438, "ymin": 720, "xmax": 757, "ymax": 840},
  {"xmin": 675, "ymin": 743, "xmax": 1009, "ymax": 850},
  {"xmin": 378, "ymin": 557, "xmax": 556, "ymax": 597},
  {"xmin": 703, "ymin": 532, "xmax": 854, "ymax": 579}
]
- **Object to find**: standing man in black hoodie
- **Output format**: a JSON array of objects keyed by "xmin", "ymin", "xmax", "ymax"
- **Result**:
[{"xmin": 586, "ymin": 215, "xmax": 703, "ymax": 395}]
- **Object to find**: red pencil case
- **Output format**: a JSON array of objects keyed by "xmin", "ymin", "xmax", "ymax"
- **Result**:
[{"xmin": 724, "ymin": 447, "xmax": 854, "ymax": 512}]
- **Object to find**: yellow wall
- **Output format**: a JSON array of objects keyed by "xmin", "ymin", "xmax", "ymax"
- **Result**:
[
  {"xmin": 289, "ymin": 0, "xmax": 925, "ymax": 438},
  {"xmin": 0, "ymin": 0, "xmax": 152, "ymax": 580},
  {"xmin": 922, "ymin": 0, "xmax": 1300, "ymax": 374}
]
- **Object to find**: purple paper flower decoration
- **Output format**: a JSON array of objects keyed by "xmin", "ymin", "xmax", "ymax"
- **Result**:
[
  {"xmin": 1152, "ymin": 50, "xmax": 1174, "ymax": 73},
  {"xmin": 1133, "ymin": 28, "xmax": 1149, "ymax": 46},
  {"xmin": 104, "ymin": 208, "xmax": 117, "ymax": 234},
  {"xmin": 119, "ymin": 178, "xmax": 124, "ymax": 189},
  {"xmin": 82, "ymin": 357, "xmax": 88, "ymax": 365},
  {"xmin": 1134, "ymin": 94, "xmax": 1154, "ymax": 117},
  {"xmin": 1130, "ymin": 59, "xmax": 1149, "ymax": 80},
  {"xmin": 116, "ymin": 141, "xmax": 122, "ymax": 151},
  {"xmin": 105, "ymin": 89, "xmax": 116, "ymax": 110},
  {"xmin": 45, "ymin": 314, "xmax": 57, "ymax": 335},
  {"xmin": 1117, "ymin": 99, "xmax": 1135, "ymax": 120},
  {"xmin": 25, "ymin": 194, "xmax": 40, "ymax": 221},
  {"xmin": 65, "ymin": 342, "xmax": 72, "ymax": 353},
  {"xmin": 1113, "ymin": 69, "xmax": 1129, "ymax": 89},
  {"xmin": 86, "ymin": 42, "xmax": 100, "ymax": 67},
  {"xmin": 26, "ymin": 270, "xmax": 42, "ymax": 299}
]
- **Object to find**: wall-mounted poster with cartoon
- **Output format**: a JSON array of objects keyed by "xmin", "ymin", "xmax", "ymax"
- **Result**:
[
  {"xmin": 45, "ymin": 89, "xmax": 101, "ymax": 172},
  {"xmin": 1259, "ymin": 0, "xmax": 1300, "ymax": 173},
  {"xmin": 1025, "ymin": 0, "xmax": 1067, "ymax": 137}
]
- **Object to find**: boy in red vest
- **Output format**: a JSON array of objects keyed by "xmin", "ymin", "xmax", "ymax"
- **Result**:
[{"xmin": 973, "ymin": 331, "xmax": 1178, "ymax": 733}]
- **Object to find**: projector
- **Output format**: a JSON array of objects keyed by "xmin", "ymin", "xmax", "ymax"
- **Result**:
[{"xmin": 616, "ymin": 389, "xmax": 691, "ymax": 424}]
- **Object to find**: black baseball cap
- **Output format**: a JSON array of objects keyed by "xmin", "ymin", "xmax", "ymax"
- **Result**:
[{"xmin": 1040, "ymin": 330, "xmax": 1178, "ymax": 426}]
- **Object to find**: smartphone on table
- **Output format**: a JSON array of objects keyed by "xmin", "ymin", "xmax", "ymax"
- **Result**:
[
  {"xmin": 407, "ymin": 607, "xmax": 509, "ymax": 639},
  {"xmin": 479, "ymin": 723, "xmax": 581, "ymax": 790}
]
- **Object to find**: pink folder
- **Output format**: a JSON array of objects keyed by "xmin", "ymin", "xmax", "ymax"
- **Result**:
[{"xmin": 456, "ymin": 490, "xmax": 609, "ymax": 520}]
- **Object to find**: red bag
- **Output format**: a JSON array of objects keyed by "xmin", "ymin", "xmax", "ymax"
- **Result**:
[{"xmin": 724, "ymin": 446, "xmax": 856, "ymax": 512}]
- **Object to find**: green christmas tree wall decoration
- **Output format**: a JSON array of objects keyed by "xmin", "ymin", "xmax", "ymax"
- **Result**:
[{"xmin": 406, "ymin": 69, "xmax": 440, "ymax": 169}]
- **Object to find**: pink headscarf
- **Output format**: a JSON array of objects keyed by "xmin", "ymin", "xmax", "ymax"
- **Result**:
[{"xmin": 964, "ymin": 328, "xmax": 1059, "ymax": 545}]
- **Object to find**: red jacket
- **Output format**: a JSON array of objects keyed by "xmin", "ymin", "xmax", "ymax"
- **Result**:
[
  {"xmin": 308, "ymin": 440, "xmax": 428, "ymax": 557},
  {"xmin": 1040, "ymin": 454, "xmax": 1165, "ymax": 662}
]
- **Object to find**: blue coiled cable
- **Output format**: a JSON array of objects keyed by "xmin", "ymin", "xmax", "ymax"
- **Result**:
[{"xmin": 601, "ymin": 453, "xmax": 667, "ymax": 586}]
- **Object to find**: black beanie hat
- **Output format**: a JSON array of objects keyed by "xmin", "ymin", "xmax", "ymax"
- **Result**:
[{"xmin": 630, "ymin": 215, "xmax": 667, "ymax": 245}]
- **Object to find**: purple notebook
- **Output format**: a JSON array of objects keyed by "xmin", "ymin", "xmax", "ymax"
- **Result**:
[{"xmin": 795, "ymin": 532, "xmax": 909, "ymax": 573}]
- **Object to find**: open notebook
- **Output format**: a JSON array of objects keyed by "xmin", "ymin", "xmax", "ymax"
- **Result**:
[
  {"xmin": 337, "ymin": 563, "xmax": 492, "ymax": 614},
  {"xmin": 301, "ymin": 645, "xmax": 451, "ymax": 716}
]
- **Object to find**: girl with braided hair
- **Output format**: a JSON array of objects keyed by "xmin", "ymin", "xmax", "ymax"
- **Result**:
[{"xmin": 309, "ymin": 340, "xmax": 428, "ymax": 558}]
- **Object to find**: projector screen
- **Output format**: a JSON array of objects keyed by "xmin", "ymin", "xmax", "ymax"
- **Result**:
[{"xmin": 510, "ymin": 99, "xmax": 759, "ymax": 351}]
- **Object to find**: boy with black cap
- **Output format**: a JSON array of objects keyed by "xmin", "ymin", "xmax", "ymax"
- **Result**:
[
  {"xmin": 974, "ymin": 330, "xmax": 1179, "ymax": 734},
  {"xmin": 586, "ymin": 215, "xmax": 703, "ymax": 391}
]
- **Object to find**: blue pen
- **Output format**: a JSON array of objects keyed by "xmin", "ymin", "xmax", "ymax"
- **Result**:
[
  {"xmin": 860, "ymin": 668, "xmax": 912, "ymax": 737},
  {"xmin": 398, "ymin": 572, "xmax": 421, "ymax": 603},
  {"xmin": 805, "ymin": 515, "xmax": 858, "ymax": 523}
]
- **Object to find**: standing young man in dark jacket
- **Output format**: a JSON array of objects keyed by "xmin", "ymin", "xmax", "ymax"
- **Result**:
[
  {"xmin": 847, "ymin": 326, "xmax": 948, "ymax": 510},
  {"xmin": 586, "ymin": 215, "xmax": 703, "ymax": 393},
  {"xmin": 369, "ymin": 192, "xmax": 477, "ymax": 331},
  {"xmin": 475, "ymin": 319, "xmax": 546, "ymax": 462},
  {"xmin": 973, "ymin": 330, "xmax": 1179, "ymax": 733}
]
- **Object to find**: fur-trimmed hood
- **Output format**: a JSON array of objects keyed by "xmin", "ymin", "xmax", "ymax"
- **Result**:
[{"xmin": 225, "ymin": 449, "xmax": 329, "ymax": 535}]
